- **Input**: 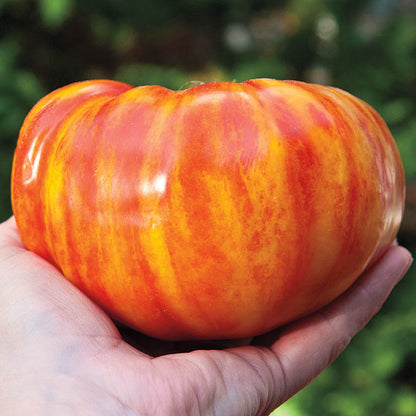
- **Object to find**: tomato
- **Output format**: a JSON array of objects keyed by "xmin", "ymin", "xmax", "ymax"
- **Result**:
[{"xmin": 11, "ymin": 79, "xmax": 405, "ymax": 340}]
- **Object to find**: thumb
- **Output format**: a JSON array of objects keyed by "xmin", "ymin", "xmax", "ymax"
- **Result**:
[{"xmin": 269, "ymin": 244, "xmax": 413, "ymax": 403}]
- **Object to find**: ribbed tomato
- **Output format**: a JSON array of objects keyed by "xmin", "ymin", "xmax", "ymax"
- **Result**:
[{"xmin": 11, "ymin": 79, "xmax": 405, "ymax": 340}]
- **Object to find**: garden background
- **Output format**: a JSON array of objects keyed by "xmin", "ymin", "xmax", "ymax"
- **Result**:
[{"xmin": 1, "ymin": 0, "xmax": 415, "ymax": 414}]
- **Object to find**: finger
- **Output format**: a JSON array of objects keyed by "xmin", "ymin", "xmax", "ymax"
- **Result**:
[
  {"xmin": 0, "ymin": 217, "xmax": 25, "ymax": 254},
  {"xmin": 0, "ymin": 222, "xmax": 122, "ymax": 345},
  {"xmin": 269, "ymin": 244, "xmax": 413, "ymax": 402}
]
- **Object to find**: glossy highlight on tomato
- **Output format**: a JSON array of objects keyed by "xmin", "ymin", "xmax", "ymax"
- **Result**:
[{"xmin": 11, "ymin": 79, "xmax": 405, "ymax": 340}]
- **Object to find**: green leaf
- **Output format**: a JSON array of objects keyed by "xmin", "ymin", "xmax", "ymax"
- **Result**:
[{"xmin": 38, "ymin": 0, "xmax": 73, "ymax": 28}]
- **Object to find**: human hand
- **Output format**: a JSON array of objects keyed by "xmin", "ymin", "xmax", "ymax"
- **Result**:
[{"xmin": 0, "ymin": 217, "xmax": 412, "ymax": 416}]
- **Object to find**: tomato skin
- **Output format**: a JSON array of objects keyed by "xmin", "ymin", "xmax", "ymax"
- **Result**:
[{"xmin": 11, "ymin": 79, "xmax": 405, "ymax": 340}]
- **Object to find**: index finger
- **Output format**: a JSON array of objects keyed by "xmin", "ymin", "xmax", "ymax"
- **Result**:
[{"xmin": 0, "ymin": 216, "xmax": 26, "ymax": 255}]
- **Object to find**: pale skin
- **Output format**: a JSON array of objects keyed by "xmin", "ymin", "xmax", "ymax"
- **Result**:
[{"xmin": 0, "ymin": 217, "xmax": 412, "ymax": 416}]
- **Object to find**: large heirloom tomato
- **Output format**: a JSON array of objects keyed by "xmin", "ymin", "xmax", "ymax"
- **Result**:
[{"xmin": 11, "ymin": 79, "xmax": 405, "ymax": 340}]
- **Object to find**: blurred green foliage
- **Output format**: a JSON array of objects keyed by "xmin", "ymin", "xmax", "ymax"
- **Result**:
[{"xmin": 0, "ymin": 0, "xmax": 415, "ymax": 414}]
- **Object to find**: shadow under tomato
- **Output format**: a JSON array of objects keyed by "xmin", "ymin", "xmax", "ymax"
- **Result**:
[{"xmin": 117, "ymin": 324, "xmax": 254, "ymax": 356}]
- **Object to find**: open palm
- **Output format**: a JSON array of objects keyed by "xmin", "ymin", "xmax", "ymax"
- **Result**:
[{"xmin": 0, "ymin": 217, "xmax": 412, "ymax": 416}]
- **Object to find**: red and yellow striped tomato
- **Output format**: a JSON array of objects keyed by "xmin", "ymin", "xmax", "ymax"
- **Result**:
[{"xmin": 11, "ymin": 79, "xmax": 405, "ymax": 340}]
